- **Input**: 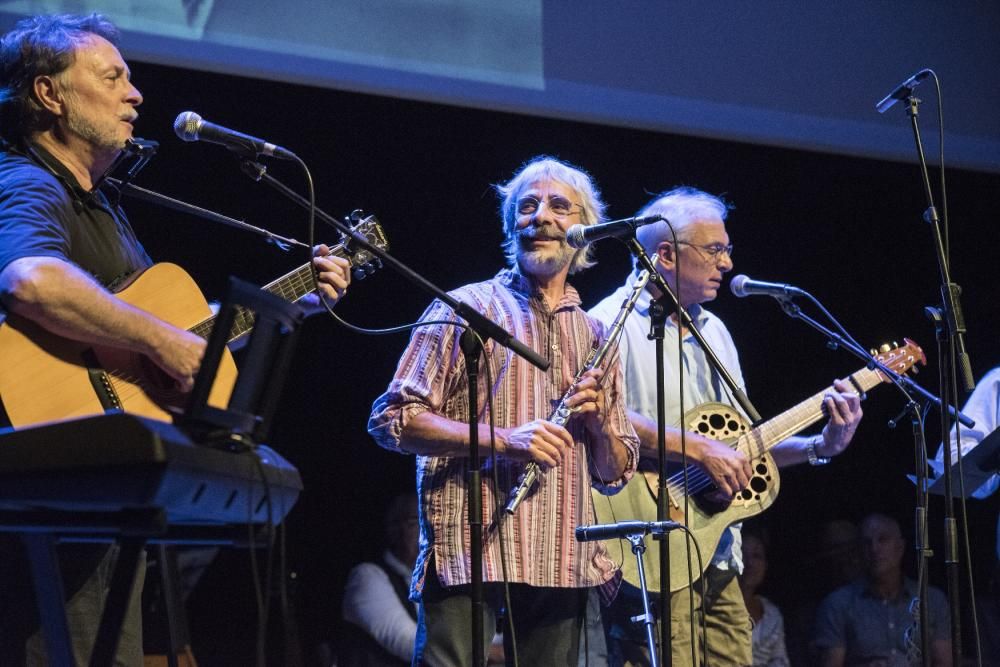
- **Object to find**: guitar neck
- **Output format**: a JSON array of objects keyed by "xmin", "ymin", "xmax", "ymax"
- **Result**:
[
  {"xmin": 738, "ymin": 364, "xmax": 885, "ymax": 459},
  {"xmin": 189, "ymin": 261, "xmax": 317, "ymax": 344}
]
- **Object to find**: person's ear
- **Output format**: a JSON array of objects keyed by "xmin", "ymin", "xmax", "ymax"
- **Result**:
[
  {"xmin": 33, "ymin": 75, "xmax": 66, "ymax": 117},
  {"xmin": 656, "ymin": 241, "xmax": 676, "ymax": 269}
]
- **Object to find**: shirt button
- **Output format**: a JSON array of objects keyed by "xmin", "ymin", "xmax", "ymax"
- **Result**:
[{"xmin": 551, "ymin": 343, "xmax": 558, "ymax": 351}]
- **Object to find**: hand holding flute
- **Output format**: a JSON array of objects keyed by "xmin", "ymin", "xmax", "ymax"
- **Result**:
[{"xmin": 500, "ymin": 368, "xmax": 608, "ymax": 467}]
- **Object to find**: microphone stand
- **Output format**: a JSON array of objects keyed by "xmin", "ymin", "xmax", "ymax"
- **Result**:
[
  {"xmin": 123, "ymin": 160, "xmax": 549, "ymax": 665},
  {"xmin": 112, "ymin": 179, "xmax": 311, "ymax": 251},
  {"xmin": 625, "ymin": 531, "xmax": 659, "ymax": 666},
  {"xmin": 902, "ymin": 88, "xmax": 968, "ymax": 667},
  {"xmin": 769, "ymin": 292, "xmax": 973, "ymax": 667},
  {"xmin": 770, "ymin": 298, "xmax": 971, "ymax": 428},
  {"xmin": 624, "ymin": 238, "xmax": 761, "ymax": 666},
  {"xmin": 236, "ymin": 158, "xmax": 549, "ymax": 666}
]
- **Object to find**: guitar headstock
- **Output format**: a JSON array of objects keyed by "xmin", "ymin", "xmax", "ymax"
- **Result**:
[
  {"xmin": 339, "ymin": 210, "xmax": 389, "ymax": 279},
  {"xmin": 872, "ymin": 338, "xmax": 926, "ymax": 380}
]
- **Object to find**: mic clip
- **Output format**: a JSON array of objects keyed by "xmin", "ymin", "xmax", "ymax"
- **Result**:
[{"xmin": 93, "ymin": 137, "xmax": 159, "ymax": 200}]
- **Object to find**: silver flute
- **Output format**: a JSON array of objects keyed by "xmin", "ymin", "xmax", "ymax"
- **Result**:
[{"xmin": 504, "ymin": 269, "xmax": 651, "ymax": 515}]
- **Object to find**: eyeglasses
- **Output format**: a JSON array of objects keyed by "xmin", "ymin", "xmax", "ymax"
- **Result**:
[
  {"xmin": 516, "ymin": 195, "xmax": 582, "ymax": 221},
  {"xmin": 675, "ymin": 241, "xmax": 734, "ymax": 262}
]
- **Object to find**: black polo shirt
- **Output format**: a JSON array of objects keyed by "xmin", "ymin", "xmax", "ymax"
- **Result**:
[{"xmin": 0, "ymin": 141, "xmax": 152, "ymax": 309}]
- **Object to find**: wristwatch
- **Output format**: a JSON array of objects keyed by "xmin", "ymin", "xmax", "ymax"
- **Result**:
[{"xmin": 806, "ymin": 436, "xmax": 831, "ymax": 466}]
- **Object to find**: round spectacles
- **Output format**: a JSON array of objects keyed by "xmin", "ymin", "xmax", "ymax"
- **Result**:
[
  {"xmin": 516, "ymin": 195, "xmax": 582, "ymax": 221},
  {"xmin": 675, "ymin": 241, "xmax": 734, "ymax": 261}
]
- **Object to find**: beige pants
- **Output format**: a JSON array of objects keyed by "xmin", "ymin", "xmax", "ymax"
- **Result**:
[
  {"xmin": 668, "ymin": 566, "xmax": 752, "ymax": 667},
  {"xmin": 611, "ymin": 565, "xmax": 752, "ymax": 667}
]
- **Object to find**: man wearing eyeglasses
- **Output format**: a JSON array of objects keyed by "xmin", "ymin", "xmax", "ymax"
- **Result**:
[
  {"xmin": 588, "ymin": 186, "xmax": 864, "ymax": 666},
  {"xmin": 369, "ymin": 156, "xmax": 640, "ymax": 665}
]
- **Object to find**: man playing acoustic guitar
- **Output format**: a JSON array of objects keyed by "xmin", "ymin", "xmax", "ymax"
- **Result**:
[
  {"xmin": 0, "ymin": 14, "xmax": 351, "ymax": 664},
  {"xmin": 589, "ymin": 186, "xmax": 864, "ymax": 666}
]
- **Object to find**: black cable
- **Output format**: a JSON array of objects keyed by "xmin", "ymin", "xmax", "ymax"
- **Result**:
[
  {"xmin": 927, "ymin": 69, "xmax": 981, "ymax": 667},
  {"xmin": 247, "ymin": 445, "xmax": 275, "ymax": 667}
]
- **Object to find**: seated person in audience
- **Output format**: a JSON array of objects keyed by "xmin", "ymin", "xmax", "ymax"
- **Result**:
[
  {"xmin": 817, "ymin": 519, "xmax": 864, "ymax": 590},
  {"xmin": 813, "ymin": 513, "xmax": 951, "ymax": 667},
  {"xmin": 340, "ymin": 493, "xmax": 420, "ymax": 666},
  {"xmin": 786, "ymin": 518, "xmax": 862, "ymax": 664},
  {"xmin": 739, "ymin": 528, "xmax": 789, "ymax": 667}
]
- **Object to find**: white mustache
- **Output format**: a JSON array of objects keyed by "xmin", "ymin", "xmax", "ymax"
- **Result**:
[{"xmin": 518, "ymin": 230, "xmax": 566, "ymax": 243}]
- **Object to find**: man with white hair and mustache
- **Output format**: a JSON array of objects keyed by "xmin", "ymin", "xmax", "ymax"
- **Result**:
[{"xmin": 369, "ymin": 156, "xmax": 640, "ymax": 665}]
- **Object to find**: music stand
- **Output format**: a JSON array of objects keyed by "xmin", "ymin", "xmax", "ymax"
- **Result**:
[
  {"xmin": 179, "ymin": 276, "xmax": 306, "ymax": 446},
  {"xmin": 922, "ymin": 428, "xmax": 1000, "ymax": 497}
]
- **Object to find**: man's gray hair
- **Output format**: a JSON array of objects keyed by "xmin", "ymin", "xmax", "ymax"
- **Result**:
[
  {"xmin": 634, "ymin": 186, "xmax": 732, "ymax": 261},
  {"xmin": 0, "ymin": 13, "xmax": 119, "ymax": 145},
  {"xmin": 496, "ymin": 155, "xmax": 606, "ymax": 275}
]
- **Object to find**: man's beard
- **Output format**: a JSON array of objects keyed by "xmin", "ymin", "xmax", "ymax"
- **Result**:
[
  {"xmin": 64, "ymin": 104, "xmax": 126, "ymax": 153},
  {"xmin": 515, "ymin": 228, "xmax": 575, "ymax": 277}
]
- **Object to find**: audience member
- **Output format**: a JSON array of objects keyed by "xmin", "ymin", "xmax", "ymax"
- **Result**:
[
  {"xmin": 739, "ymin": 530, "xmax": 789, "ymax": 667},
  {"xmin": 339, "ymin": 493, "xmax": 420, "ymax": 666},
  {"xmin": 785, "ymin": 519, "xmax": 862, "ymax": 664},
  {"xmin": 813, "ymin": 513, "xmax": 951, "ymax": 667}
]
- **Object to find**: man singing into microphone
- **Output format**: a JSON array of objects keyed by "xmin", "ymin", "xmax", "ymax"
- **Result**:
[
  {"xmin": 0, "ymin": 14, "xmax": 351, "ymax": 664},
  {"xmin": 588, "ymin": 186, "xmax": 864, "ymax": 666},
  {"xmin": 369, "ymin": 156, "xmax": 639, "ymax": 665}
]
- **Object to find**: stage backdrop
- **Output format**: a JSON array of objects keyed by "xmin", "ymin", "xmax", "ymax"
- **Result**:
[{"xmin": 1, "ymin": 1, "xmax": 998, "ymax": 171}]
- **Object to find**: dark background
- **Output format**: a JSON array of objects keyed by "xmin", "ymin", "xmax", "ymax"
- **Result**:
[{"xmin": 119, "ymin": 58, "xmax": 999, "ymax": 663}]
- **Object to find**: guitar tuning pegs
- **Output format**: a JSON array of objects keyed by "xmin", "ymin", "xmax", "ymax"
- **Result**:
[
  {"xmin": 869, "ymin": 347, "xmax": 878, "ymax": 356},
  {"xmin": 878, "ymin": 343, "xmax": 892, "ymax": 353}
]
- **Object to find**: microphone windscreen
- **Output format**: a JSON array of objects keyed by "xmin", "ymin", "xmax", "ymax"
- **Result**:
[
  {"xmin": 173, "ymin": 111, "xmax": 201, "ymax": 142},
  {"xmin": 729, "ymin": 274, "xmax": 750, "ymax": 298},
  {"xmin": 565, "ymin": 224, "xmax": 587, "ymax": 249}
]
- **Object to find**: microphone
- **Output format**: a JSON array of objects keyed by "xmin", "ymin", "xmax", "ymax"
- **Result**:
[
  {"xmin": 173, "ymin": 111, "xmax": 296, "ymax": 160},
  {"xmin": 575, "ymin": 520, "xmax": 682, "ymax": 542},
  {"xmin": 565, "ymin": 215, "xmax": 664, "ymax": 249},
  {"xmin": 729, "ymin": 274, "xmax": 805, "ymax": 299},
  {"xmin": 875, "ymin": 69, "xmax": 931, "ymax": 114}
]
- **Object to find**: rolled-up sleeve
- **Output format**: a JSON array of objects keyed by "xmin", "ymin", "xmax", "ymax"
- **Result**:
[{"xmin": 368, "ymin": 299, "xmax": 462, "ymax": 453}]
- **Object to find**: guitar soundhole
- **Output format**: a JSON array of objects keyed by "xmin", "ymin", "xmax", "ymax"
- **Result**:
[
  {"xmin": 750, "ymin": 477, "xmax": 767, "ymax": 493},
  {"xmin": 755, "ymin": 463, "xmax": 768, "ymax": 474}
]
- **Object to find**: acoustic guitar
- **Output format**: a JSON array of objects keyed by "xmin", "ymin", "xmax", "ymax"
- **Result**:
[
  {"xmin": 592, "ymin": 339, "xmax": 924, "ymax": 593},
  {"xmin": 0, "ymin": 216, "xmax": 388, "ymax": 429}
]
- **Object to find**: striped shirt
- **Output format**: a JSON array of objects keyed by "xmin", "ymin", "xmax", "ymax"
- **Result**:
[{"xmin": 368, "ymin": 269, "xmax": 639, "ymax": 595}]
